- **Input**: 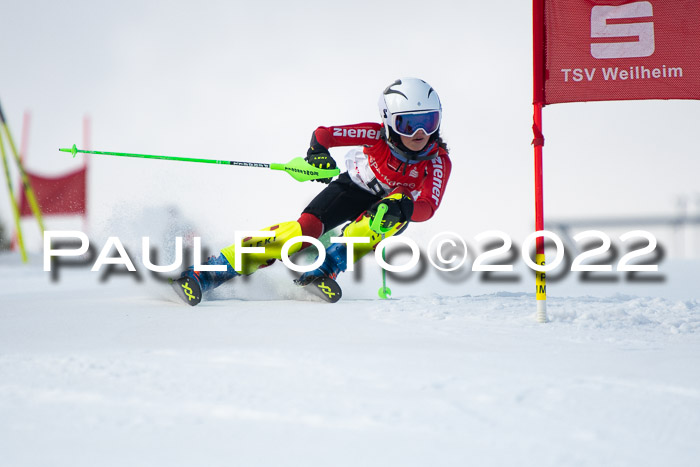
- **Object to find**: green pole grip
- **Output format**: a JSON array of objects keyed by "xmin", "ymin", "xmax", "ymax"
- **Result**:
[{"xmin": 370, "ymin": 203, "xmax": 391, "ymax": 234}]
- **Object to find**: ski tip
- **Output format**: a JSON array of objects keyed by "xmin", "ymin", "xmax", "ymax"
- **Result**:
[
  {"xmin": 314, "ymin": 277, "xmax": 342, "ymax": 303},
  {"xmin": 301, "ymin": 276, "xmax": 342, "ymax": 303},
  {"xmin": 171, "ymin": 276, "xmax": 202, "ymax": 306}
]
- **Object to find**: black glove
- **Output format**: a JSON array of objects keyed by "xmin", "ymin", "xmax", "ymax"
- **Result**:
[
  {"xmin": 305, "ymin": 144, "xmax": 336, "ymax": 184},
  {"xmin": 367, "ymin": 193, "xmax": 414, "ymax": 230}
]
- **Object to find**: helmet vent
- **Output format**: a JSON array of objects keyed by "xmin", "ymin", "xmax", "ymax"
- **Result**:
[{"xmin": 383, "ymin": 79, "xmax": 407, "ymax": 100}]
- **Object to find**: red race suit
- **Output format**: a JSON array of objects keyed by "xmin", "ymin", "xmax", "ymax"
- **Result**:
[{"xmin": 310, "ymin": 122, "xmax": 451, "ymax": 222}]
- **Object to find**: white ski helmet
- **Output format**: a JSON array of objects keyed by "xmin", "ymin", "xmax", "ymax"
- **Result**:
[{"xmin": 378, "ymin": 77, "xmax": 442, "ymax": 162}]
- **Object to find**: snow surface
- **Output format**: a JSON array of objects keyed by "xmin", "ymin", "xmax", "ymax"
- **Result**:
[{"xmin": 1, "ymin": 251, "xmax": 699, "ymax": 467}]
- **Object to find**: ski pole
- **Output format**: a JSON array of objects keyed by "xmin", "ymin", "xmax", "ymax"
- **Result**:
[
  {"xmin": 58, "ymin": 144, "xmax": 340, "ymax": 182},
  {"xmin": 369, "ymin": 203, "xmax": 392, "ymax": 299},
  {"xmin": 0, "ymin": 129, "xmax": 28, "ymax": 262},
  {"xmin": 0, "ymin": 100, "xmax": 45, "ymax": 233}
]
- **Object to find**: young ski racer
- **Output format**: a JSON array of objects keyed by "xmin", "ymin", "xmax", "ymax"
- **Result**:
[{"xmin": 173, "ymin": 77, "xmax": 452, "ymax": 305}]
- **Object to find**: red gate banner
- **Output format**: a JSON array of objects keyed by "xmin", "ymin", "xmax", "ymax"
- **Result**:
[
  {"xmin": 19, "ymin": 167, "xmax": 87, "ymax": 216},
  {"xmin": 537, "ymin": 0, "xmax": 700, "ymax": 104}
]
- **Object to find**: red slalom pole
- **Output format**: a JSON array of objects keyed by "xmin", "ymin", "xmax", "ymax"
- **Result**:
[
  {"xmin": 533, "ymin": 103, "xmax": 547, "ymax": 323},
  {"xmin": 532, "ymin": 0, "xmax": 548, "ymax": 323}
]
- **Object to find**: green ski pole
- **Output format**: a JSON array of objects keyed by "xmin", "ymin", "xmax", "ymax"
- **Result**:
[
  {"xmin": 59, "ymin": 144, "xmax": 339, "ymax": 182},
  {"xmin": 369, "ymin": 203, "xmax": 392, "ymax": 299}
]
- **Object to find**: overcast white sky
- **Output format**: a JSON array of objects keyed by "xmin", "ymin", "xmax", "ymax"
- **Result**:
[{"xmin": 1, "ymin": 0, "xmax": 699, "ymax": 258}]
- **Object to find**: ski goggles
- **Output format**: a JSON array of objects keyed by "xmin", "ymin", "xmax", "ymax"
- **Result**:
[{"xmin": 392, "ymin": 110, "xmax": 441, "ymax": 137}]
